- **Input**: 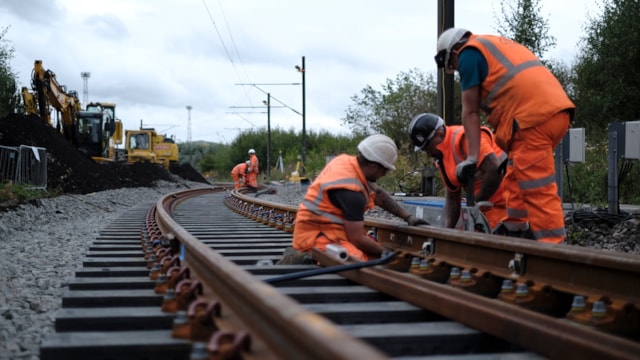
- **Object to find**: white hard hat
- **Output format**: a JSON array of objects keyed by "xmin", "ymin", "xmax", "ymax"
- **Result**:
[
  {"xmin": 245, "ymin": 160, "xmax": 251, "ymax": 165},
  {"xmin": 248, "ymin": 149, "xmax": 255, "ymax": 154},
  {"xmin": 357, "ymin": 134, "xmax": 398, "ymax": 171},
  {"xmin": 435, "ymin": 28, "xmax": 471, "ymax": 69}
]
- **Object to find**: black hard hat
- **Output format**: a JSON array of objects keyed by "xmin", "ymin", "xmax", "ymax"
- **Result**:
[{"xmin": 408, "ymin": 113, "xmax": 445, "ymax": 150}]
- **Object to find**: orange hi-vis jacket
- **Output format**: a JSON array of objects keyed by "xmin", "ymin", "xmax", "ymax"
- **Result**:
[
  {"xmin": 435, "ymin": 126, "xmax": 507, "ymax": 229},
  {"xmin": 230, "ymin": 162, "xmax": 248, "ymax": 189},
  {"xmin": 292, "ymin": 154, "xmax": 376, "ymax": 253},
  {"xmin": 247, "ymin": 154, "xmax": 259, "ymax": 188},
  {"xmin": 461, "ymin": 35, "xmax": 575, "ymax": 151}
]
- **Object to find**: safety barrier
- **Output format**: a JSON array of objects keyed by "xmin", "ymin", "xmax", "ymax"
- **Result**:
[
  {"xmin": 0, "ymin": 145, "xmax": 19, "ymax": 183},
  {"xmin": 0, "ymin": 145, "xmax": 47, "ymax": 190}
]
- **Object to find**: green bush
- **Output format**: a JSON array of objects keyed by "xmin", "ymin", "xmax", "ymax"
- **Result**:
[{"xmin": 562, "ymin": 140, "xmax": 640, "ymax": 206}]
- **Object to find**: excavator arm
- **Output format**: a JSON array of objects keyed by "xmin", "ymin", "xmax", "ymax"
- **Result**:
[{"xmin": 28, "ymin": 60, "xmax": 82, "ymax": 141}]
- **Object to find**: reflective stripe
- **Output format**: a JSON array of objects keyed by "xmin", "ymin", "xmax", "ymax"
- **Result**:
[
  {"xmin": 451, "ymin": 127, "xmax": 464, "ymax": 164},
  {"xmin": 506, "ymin": 207, "xmax": 528, "ymax": 219},
  {"xmin": 501, "ymin": 221, "xmax": 530, "ymax": 232},
  {"xmin": 475, "ymin": 38, "xmax": 544, "ymax": 113},
  {"xmin": 533, "ymin": 227, "xmax": 566, "ymax": 240},
  {"xmin": 519, "ymin": 173, "xmax": 556, "ymax": 191},
  {"xmin": 300, "ymin": 177, "xmax": 368, "ymax": 225}
]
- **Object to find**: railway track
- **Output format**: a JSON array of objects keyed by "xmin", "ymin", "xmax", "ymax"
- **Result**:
[{"xmin": 40, "ymin": 186, "xmax": 640, "ymax": 359}]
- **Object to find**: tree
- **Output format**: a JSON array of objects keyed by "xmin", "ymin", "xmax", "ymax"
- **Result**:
[
  {"xmin": 0, "ymin": 26, "xmax": 22, "ymax": 118},
  {"xmin": 342, "ymin": 68, "xmax": 438, "ymax": 155},
  {"xmin": 573, "ymin": 0, "xmax": 640, "ymax": 136},
  {"xmin": 494, "ymin": 0, "xmax": 557, "ymax": 62}
]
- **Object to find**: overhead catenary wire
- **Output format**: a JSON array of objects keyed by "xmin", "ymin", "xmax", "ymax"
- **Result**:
[{"xmin": 201, "ymin": 0, "xmax": 254, "ymax": 106}]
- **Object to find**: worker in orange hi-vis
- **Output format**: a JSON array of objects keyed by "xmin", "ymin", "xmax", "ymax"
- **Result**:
[
  {"xmin": 231, "ymin": 161, "xmax": 250, "ymax": 189},
  {"xmin": 246, "ymin": 148, "xmax": 259, "ymax": 192},
  {"xmin": 435, "ymin": 28, "xmax": 575, "ymax": 243},
  {"xmin": 292, "ymin": 134, "xmax": 429, "ymax": 261},
  {"xmin": 408, "ymin": 113, "xmax": 506, "ymax": 232}
]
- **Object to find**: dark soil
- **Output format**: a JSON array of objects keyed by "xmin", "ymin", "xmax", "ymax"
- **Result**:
[{"xmin": 0, "ymin": 114, "xmax": 208, "ymax": 194}]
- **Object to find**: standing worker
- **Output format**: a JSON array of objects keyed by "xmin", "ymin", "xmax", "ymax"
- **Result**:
[
  {"xmin": 231, "ymin": 160, "xmax": 250, "ymax": 189},
  {"xmin": 246, "ymin": 148, "xmax": 259, "ymax": 192},
  {"xmin": 292, "ymin": 134, "xmax": 429, "ymax": 261},
  {"xmin": 408, "ymin": 113, "xmax": 507, "ymax": 231},
  {"xmin": 434, "ymin": 28, "xmax": 575, "ymax": 243}
]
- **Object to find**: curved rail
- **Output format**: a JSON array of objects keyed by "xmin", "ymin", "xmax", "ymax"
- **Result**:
[
  {"xmin": 154, "ymin": 186, "xmax": 387, "ymax": 359},
  {"xmin": 40, "ymin": 186, "xmax": 640, "ymax": 359}
]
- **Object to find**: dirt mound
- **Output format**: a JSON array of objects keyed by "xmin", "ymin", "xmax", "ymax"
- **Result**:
[
  {"xmin": 171, "ymin": 162, "xmax": 210, "ymax": 184},
  {"xmin": 0, "ymin": 114, "xmax": 205, "ymax": 194}
]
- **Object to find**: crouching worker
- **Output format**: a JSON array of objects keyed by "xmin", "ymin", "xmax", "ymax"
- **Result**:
[
  {"xmin": 291, "ymin": 134, "xmax": 429, "ymax": 262},
  {"xmin": 408, "ymin": 113, "xmax": 507, "ymax": 231},
  {"xmin": 231, "ymin": 160, "xmax": 250, "ymax": 189}
]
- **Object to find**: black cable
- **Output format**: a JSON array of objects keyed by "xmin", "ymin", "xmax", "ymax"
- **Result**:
[
  {"xmin": 564, "ymin": 163, "xmax": 575, "ymax": 210},
  {"xmin": 618, "ymin": 160, "xmax": 633, "ymax": 186},
  {"xmin": 264, "ymin": 251, "xmax": 396, "ymax": 284},
  {"xmin": 566, "ymin": 207, "xmax": 632, "ymax": 227}
]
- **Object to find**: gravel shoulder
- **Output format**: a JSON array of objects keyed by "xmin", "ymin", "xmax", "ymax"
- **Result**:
[{"xmin": 0, "ymin": 180, "xmax": 207, "ymax": 360}]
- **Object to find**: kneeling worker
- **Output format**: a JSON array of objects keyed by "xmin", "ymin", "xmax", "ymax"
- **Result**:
[{"xmin": 292, "ymin": 134, "xmax": 429, "ymax": 261}]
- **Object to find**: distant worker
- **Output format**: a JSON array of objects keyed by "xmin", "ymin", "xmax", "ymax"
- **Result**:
[
  {"xmin": 434, "ymin": 28, "xmax": 575, "ymax": 243},
  {"xmin": 408, "ymin": 113, "xmax": 507, "ymax": 231},
  {"xmin": 292, "ymin": 134, "xmax": 429, "ymax": 261},
  {"xmin": 246, "ymin": 148, "xmax": 259, "ymax": 192},
  {"xmin": 231, "ymin": 160, "xmax": 250, "ymax": 189}
]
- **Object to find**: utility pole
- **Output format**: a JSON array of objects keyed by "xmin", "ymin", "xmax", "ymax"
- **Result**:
[
  {"xmin": 81, "ymin": 72, "xmax": 91, "ymax": 106},
  {"xmin": 295, "ymin": 56, "xmax": 306, "ymax": 172},
  {"xmin": 186, "ymin": 105, "xmax": 192, "ymax": 143},
  {"xmin": 436, "ymin": 1, "xmax": 455, "ymax": 124},
  {"xmin": 263, "ymin": 93, "xmax": 272, "ymax": 178}
]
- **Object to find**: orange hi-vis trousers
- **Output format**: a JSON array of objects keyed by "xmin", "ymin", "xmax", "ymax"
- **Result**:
[{"xmin": 500, "ymin": 111, "xmax": 570, "ymax": 244}]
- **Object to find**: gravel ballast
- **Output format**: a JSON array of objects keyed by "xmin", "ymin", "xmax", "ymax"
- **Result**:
[
  {"xmin": 1, "ymin": 182, "xmax": 639, "ymax": 360},
  {"xmin": 0, "ymin": 181, "xmax": 206, "ymax": 360}
]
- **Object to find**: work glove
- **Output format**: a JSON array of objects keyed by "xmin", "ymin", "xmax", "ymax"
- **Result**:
[
  {"xmin": 406, "ymin": 214, "xmax": 430, "ymax": 226},
  {"xmin": 456, "ymin": 158, "xmax": 478, "ymax": 184}
]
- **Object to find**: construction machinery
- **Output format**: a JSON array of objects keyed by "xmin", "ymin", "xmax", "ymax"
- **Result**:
[
  {"xmin": 21, "ymin": 60, "xmax": 186, "ymax": 172},
  {"xmin": 125, "ymin": 126, "xmax": 179, "ymax": 170},
  {"xmin": 289, "ymin": 155, "xmax": 310, "ymax": 184},
  {"xmin": 81, "ymin": 102, "xmax": 124, "ymax": 162},
  {"xmin": 21, "ymin": 60, "xmax": 123, "ymax": 162},
  {"xmin": 21, "ymin": 60, "xmax": 82, "ymax": 143}
]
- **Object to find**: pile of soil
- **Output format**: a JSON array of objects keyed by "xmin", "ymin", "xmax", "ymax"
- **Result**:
[{"xmin": 0, "ymin": 114, "xmax": 207, "ymax": 194}]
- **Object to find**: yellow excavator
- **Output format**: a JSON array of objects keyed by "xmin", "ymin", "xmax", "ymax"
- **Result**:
[
  {"xmin": 21, "ymin": 60, "xmax": 123, "ymax": 162},
  {"xmin": 21, "ymin": 60, "xmax": 82, "ymax": 143}
]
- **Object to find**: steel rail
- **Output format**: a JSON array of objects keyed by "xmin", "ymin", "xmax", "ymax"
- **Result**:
[
  {"xmin": 312, "ymin": 248, "xmax": 640, "ymax": 360},
  {"xmin": 233, "ymin": 190, "xmax": 640, "ymax": 302},
  {"xmin": 227, "ymin": 189, "xmax": 640, "ymax": 359},
  {"xmin": 154, "ymin": 187, "xmax": 388, "ymax": 360}
]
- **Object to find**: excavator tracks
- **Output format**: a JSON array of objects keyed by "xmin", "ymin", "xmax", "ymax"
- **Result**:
[{"xmin": 40, "ymin": 187, "xmax": 640, "ymax": 359}]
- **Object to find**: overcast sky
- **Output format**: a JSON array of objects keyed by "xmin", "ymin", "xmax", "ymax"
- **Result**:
[{"xmin": 1, "ymin": 0, "xmax": 599, "ymax": 144}]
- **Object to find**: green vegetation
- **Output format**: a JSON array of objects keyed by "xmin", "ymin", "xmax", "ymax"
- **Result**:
[
  {"xmin": 573, "ymin": 0, "xmax": 640, "ymax": 136},
  {"xmin": 0, "ymin": 27, "xmax": 22, "ymax": 118},
  {"xmin": 0, "ymin": 181, "xmax": 51, "ymax": 208}
]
